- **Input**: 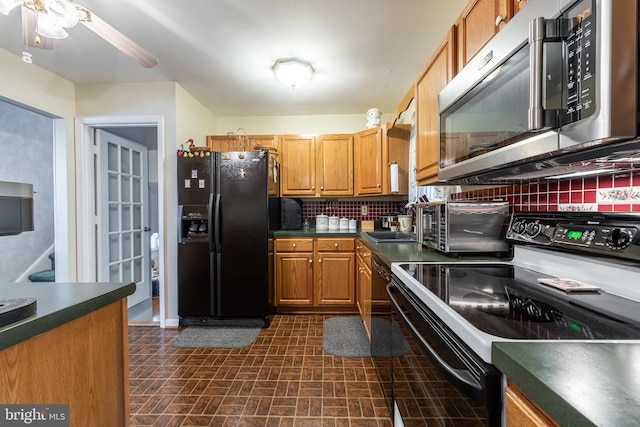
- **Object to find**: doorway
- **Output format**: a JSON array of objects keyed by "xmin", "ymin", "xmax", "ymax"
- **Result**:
[{"xmin": 75, "ymin": 116, "xmax": 165, "ymax": 326}]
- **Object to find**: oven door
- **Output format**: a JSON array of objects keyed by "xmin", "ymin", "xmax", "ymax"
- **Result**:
[{"xmin": 388, "ymin": 278, "xmax": 502, "ymax": 426}]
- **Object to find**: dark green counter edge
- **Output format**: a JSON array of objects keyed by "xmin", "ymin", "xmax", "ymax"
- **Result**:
[{"xmin": 0, "ymin": 282, "xmax": 136, "ymax": 352}]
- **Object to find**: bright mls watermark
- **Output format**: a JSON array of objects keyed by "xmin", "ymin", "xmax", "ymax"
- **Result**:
[{"xmin": 0, "ymin": 405, "xmax": 69, "ymax": 426}]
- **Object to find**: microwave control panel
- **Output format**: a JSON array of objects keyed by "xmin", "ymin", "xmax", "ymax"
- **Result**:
[{"xmin": 507, "ymin": 212, "xmax": 640, "ymax": 261}]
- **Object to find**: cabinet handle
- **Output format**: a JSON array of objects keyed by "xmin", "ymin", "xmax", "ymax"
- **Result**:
[
  {"xmin": 318, "ymin": 259, "xmax": 322, "ymax": 263},
  {"xmin": 312, "ymin": 186, "xmax": 315, "ymax": 190},
  {"xmin": 309, "ymin": 259, "xmax": 313, "ymax": 264},
  {"xmin": 377, "ymin": 183, "xmax": 381, "ymax": 188},
  {"xmin": 292, "ymin": 243, "xmax": 297, "ymax": 248},
  {"xmin": 334, "ymin": 243, "xmax": 339, "ymax": 248},
  {"xmin": 320, "ymin": 186, "xmax": 324, "ymax": 190},
  {"xmin": 495, "ymin": 15, "xmax": 505, "ymax": 26}
]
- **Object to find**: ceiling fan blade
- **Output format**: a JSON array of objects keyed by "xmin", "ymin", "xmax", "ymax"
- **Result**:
[
  {"xmin": 22, "ymin": 6, "xmax": 53, "ymax": 49},
  {"xmin": 78, "ymin": 10, "xmax": 158, "ymax": 68}
]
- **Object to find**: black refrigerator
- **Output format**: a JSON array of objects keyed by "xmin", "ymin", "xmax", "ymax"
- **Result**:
[{"xmin": 177, "ymin": 150, "xmax": 280, "ymax": 327}]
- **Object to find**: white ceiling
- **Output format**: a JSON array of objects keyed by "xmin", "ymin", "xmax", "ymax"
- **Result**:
[{"xmin": 0, "ymin": 0, "xmax": 468, "ymax": 117}]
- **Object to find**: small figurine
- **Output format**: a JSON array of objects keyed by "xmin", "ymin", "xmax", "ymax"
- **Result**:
[{"xmin": 366, "ymin": 108, "xmax": 382, "ymax": 129}]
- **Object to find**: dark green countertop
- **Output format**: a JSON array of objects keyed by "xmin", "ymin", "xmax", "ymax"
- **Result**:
[
  {"xmin": 275, "ymin": 228, "xmax": 508, "ymax": 266},
  {"xmin": 0, "ymin": 282, "xmax": 136, "ymax": 351},
  {"xmin": 493, "ymin": 342, "xmax": 640, "ymax": 427}
]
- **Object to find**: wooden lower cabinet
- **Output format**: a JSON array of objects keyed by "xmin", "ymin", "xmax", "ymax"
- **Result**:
[
  {"xmin": 275, "ymin": 237, "xmax": 355, "ymax": 311},
  {"xmin": 356, "ymin": 240, "xmax": 373, "ymax": 339},
  {"xmin": 506, "ymin": 381, "xmax": 559, "ymax": 427},
  {"xmin": 0, "ymin": 300, "xmax": 130, "ymax": 427}
]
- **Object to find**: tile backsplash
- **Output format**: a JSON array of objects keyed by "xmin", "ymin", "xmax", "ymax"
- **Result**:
[
  {"xmin": 301, "ymin": 200, "xmax": 406, "ymax": 221},
  {"xmin": 454, "ymin": 172, "xmax": 640, "ymax": 212}
]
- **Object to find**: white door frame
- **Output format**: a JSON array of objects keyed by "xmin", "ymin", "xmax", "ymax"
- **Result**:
[{"xmin": 75, "ymin": 115, "xmax": 166, "ymax": 328}]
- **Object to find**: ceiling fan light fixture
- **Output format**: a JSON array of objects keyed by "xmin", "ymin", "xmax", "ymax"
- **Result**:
[
  {"xmin": 43, "ymin": 0, "xmax": 78, "ymax": 27},
  {"xmin": 273, "ymin": 58, "xmax": 314, "ymax": 89},
  {"xmin": 36, "ymin": 11, "xmax": 68, "ymax": 39},
  {"xmin": 0, "ymin": 0, "xmax": 22, "ymax": 15}
]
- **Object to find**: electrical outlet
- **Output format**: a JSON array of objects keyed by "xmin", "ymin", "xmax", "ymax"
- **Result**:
[{"xmin": 361, "ymin": 205, "xmax": 368, "ymax": 216}]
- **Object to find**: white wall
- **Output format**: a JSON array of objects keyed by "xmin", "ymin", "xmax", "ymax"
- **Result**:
[{"xmin": 176, "ymin": 84, "xmax": 218, "ymax": 148}]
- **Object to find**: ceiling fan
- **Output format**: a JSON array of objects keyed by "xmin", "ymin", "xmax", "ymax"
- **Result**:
[{"xmin": 0, "ymin": 0, "xmax": 158, "ymax": 68}]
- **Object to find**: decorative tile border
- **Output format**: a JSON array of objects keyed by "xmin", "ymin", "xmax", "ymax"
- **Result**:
[{"xmin": 597, "ymin": 186, "xmax": 640, "ymax": 202}]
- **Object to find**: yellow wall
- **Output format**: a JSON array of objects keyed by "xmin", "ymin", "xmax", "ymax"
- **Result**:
[
  {"xmin": 176, "ymin": 85, "xmax": 218, "ymax": 148},
  {"xmin": 215, "ymin": 113, "xmax": 391, "ymax": 135},
  {"xmin": 0, "ymin": 47, "xmax": 77, "ymax": 280}
]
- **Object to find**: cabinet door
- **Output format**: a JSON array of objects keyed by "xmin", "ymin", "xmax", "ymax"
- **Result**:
[
  {"xmin": 505, "ymin": 382, "xmax": 559, "ymax": 427},
  {"xmin": 316, "ymin": 134, "xmax": 353, "ymax": 196},
  {"xmin": 316, "ymin": 253, "xmax": 355, "ymax": 306},
  {"xmin": 512, "ymin": 0, "xmax": 528, "ymax": 16},
  {"xmin": 415, "ymin": 27, "xmax": 456, "ymax": 184},
  {"xmin": 275, "ymin": 253, "xmax": 314, "ymax": 305},
  {"xmin": 354, "ymin": 127, "xmax": 383, "ymax": 195},
  {"xmin": 457, "ymin": 0, "xmax": 505, "ymax": 69},
  {"xmin": 280, "ymin": 135, "xmax": 316, "ymax": 196},
  {"xmin": 207, "ymin": 135, "xmax": 233, "ymax": 152}
]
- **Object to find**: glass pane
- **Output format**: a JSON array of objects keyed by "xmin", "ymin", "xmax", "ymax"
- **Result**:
[
  {"xmin": 440, "ymin": 45, "xmax": 530, "ymax": 169},
  {"xmin": 122, "ymin": 205, "xmax": 131, "ymax": 231},
  {"xmin": 134, "ymin": 257, "xmax": 142, "ymax": 283},
  {"xmin": 121, "ymin": 176, "xmax": 131, "ymax": 202},
  {"xmin": 107, "ymin": 143, "xmax": 118, "ymax": 172},
  {"xmin": 121, "ymin": 147, "xmax": 130, "ymax": 174},
  {"xmin": 132, "ymin": 150, "xmax": 141, "ymax": 176},
  {"xmin": 122, "ymin": 232, "xmax": 132, "ymax": 259},
  {"xmin": 132, "ymin": 177, "xmax": 142, "ymax": 203},
  {"xmin": 108, "ymin": 173, "xmax": 119, "ymax": 202},
  {"xmin": 109, "ymin": 204, "xmax": 119, "ymax": 232},
  {"xmin": 133, "ymin": 205, "xmax": 142, "ymax": 229},
  {"xmin": 109, "ymin": 264, "xmax": 120, "ymax": 281},
  {"xmin": 133, "ymin": 231, "xmax": 142, "ymax": 257},
  {"xmin": 122, "ymin": 260, "xmax": 132, "ymax": 281},
  {"xmin": 109, "ymin": 234, "xmax": 120, "ymax": 262}
]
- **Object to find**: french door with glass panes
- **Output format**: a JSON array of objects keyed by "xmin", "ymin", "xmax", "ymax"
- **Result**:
[{"xmin": 97, "ymin": 130, "xmax": 151, "ymax": 308}]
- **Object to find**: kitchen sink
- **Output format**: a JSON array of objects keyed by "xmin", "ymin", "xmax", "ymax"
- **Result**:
[{"xmin": 362, "ymin": 231, "xmax": 416, "ymax": 243}]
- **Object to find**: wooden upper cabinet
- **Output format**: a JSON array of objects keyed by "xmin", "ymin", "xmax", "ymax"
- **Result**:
[
  {"xmin": 457, "ymin": 0, "xmax": 511, "ymax": 70},
  {"xmin": 512, "ymin": 0, "xmax": 529, "ymax": 16},
  {"xmin": 280, "ymin": 135, "xmax": 317, "ymax": 196},
  {"xmin": 316, "ymin": 134, "xmax": 354, "ymax": 197},
  {"xmin": 207, "ymin": 134, "xmax": 278, "ymax": 152},
  {"xmin": 354, "ymin": 127, "xmax": 384, "ymax": 196},
  {"xmin": 415, "ymin": 26, "xmax": 456, "ymax": 184}
]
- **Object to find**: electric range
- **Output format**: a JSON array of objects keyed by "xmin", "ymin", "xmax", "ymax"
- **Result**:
[{"xmin": 391, "ymin": 211, "xmax": 640, "ymax": 364}]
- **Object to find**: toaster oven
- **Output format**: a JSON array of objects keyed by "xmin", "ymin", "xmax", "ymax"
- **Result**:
[{"xmin": 416, "ymin": 201, "xmax": 511, "ymax": 255}]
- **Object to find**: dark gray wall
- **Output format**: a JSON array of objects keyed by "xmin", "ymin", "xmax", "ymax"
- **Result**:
[{"xmin": 0, "ymin": 101, "xmax": 55, "ymax": 282}]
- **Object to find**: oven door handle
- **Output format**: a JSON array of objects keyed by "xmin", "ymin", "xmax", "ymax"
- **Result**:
[{"xmin": 387, "ymin": 284, "xmax": 484, "ymax": 396}]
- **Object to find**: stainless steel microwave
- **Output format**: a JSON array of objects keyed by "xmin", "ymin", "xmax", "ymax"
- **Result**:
[
  {"xmin": 416, "ymin": 201, "xmax": 511, "ymax": 255},
  {"xmin": 438, "ymin": 0, "xmax": 640, "ymax": 183}
]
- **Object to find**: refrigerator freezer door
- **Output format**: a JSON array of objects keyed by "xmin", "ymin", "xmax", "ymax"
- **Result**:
[{"xmin": 177, "ymin": 240, "xmax": 213, "ymax": 316}]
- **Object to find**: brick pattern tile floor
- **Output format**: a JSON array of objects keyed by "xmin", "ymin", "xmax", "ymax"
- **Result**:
[{"xmin": 128, "ymin": 315, "xmax": 393, "ymax": 427}]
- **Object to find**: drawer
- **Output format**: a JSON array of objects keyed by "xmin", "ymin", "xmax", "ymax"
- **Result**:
[
  {"xmin": 316, "ymin": 238, "xmax": 355, "ymax": 252},
  {"xmin": 275, "ymin": 238, "xmax": 314, "ymax": 252},
  {"xmin": 355, "ymin": 239, "xmax": 372, "ymax": 268}
]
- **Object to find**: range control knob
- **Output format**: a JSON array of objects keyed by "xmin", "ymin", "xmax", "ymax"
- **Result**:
[
  {"xmin": 606, "ymin": 228, "xmax": 632, "ymax": 250},
  {"xmin": 524, "ymin": 221, "xmax": 541, "ymax": 237},
  {"xmin": 510, "ymin": 220, "xmax": 526, "ymax": 235}
]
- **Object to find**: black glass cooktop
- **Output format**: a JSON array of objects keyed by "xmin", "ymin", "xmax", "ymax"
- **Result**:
[{"xmin": 399, "ymin": 263, "xmax": 640, "ymax": 340}]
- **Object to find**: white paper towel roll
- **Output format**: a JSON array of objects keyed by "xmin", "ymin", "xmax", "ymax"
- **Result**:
[{"xmin": 390, "ymin": 163, "xmax": 399, "ymax": 193}]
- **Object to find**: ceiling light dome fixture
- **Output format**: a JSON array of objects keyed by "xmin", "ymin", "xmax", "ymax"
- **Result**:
[{"xmin": 272, "ymin": 58, "xmax": 314, "ymax": 89}]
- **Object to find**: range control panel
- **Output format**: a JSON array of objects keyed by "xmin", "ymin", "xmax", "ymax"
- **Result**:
[{"xmin": 506, "ymin": 212, "xmax": 640, "ymax": 262}]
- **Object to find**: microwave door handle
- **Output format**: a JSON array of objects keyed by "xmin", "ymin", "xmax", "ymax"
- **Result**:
[{"xmin": 529, "ymin": 17, "xmax": 545, "ymax": 131}]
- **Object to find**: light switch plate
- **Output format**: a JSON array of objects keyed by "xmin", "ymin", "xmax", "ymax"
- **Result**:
[{"xmin": 361, "ymin": 205, "xmax": 368, "ymax": 216}]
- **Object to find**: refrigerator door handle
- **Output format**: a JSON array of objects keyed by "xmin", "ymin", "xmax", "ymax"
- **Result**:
[
  {"xmin": 214, "ymin": 193, "xmax": 221, "ymax": 252},
  {"xmin": 208, "ymin": 193, "xmax": 215, "ymax": 252}
]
